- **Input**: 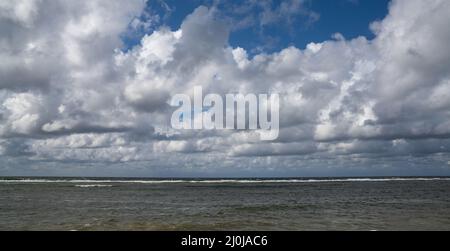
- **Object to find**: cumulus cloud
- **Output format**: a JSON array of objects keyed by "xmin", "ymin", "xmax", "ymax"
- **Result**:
[{"xmin": 1, "ymin": 0, "xmax": 450, "ymax": 176}]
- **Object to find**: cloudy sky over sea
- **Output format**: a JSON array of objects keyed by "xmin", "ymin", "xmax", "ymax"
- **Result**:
[{"xmin": 1, "ymin": 0, "xmax": 450, "ymax": 177}]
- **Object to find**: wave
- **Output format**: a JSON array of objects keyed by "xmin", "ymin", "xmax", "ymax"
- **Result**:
[
  {"xmin": 75, "ymin": 185, "xmax": 113, "ymax": 188},
  {"xmin": 1, "ymin": 177, "xmax": 450, "ymax": 184}
]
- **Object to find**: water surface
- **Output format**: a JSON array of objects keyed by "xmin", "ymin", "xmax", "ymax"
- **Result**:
[{"xmin": 1, "ymin": 177, "xmax": 450, "ymax": 231}]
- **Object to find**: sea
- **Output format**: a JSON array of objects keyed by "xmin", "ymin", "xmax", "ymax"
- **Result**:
[{"xmin": 1, "ymin": 176, "xmax": 450, "ymax": 231}]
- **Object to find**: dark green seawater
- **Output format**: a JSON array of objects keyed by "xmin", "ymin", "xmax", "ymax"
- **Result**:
[{"xmin": 1, "ymin": 177, "xmax": 450, "ymax": 231}]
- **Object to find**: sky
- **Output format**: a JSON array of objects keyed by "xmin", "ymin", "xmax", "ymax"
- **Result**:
[
  {"xmin": 123, "ymin": 0, "xmax": 390, "ymax": 53},
  {"xmin": 1, "ymin": 0, "xmax": 450, "ymax": 177}
]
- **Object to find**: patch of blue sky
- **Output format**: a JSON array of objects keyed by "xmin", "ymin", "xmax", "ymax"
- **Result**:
[{"xmin": 121, "ymin": 0, "xmax": 390, "ymax": 54}]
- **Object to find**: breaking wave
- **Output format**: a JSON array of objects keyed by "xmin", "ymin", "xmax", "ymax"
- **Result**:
[
  {"xmin": 74, "ymin": 184, "xmax": 114, "ymax": 188},
  {"xmin": 1, "ymin": 177, "xmax": 450, "ymax": 184}
]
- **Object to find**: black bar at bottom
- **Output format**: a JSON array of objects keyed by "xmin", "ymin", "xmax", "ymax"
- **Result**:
[{"xmin": 2, "ymin": 231, "xmax": 447, "ymax": 250}]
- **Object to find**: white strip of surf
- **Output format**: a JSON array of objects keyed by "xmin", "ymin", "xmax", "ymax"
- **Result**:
[
  {"xmin": 74, "ymin": 184, "xmax": 114, "ymax": 188},
  {"xmin": 1, "ymin": 177, "xmax": 450, "ymax": 184}
]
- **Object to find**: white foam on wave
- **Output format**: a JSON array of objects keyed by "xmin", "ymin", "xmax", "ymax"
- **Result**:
[
  {"xmin": 0, "ymin": 177, "xmax": 450, "ymax": 184},
  {"xmin": 75, "ymin": 184, "xmax": 113, "ymax": 188}
]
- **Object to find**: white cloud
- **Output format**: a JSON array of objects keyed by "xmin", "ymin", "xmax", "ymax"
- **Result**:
[
  {"xmin": 2, "ymin": 93, "xmax": 47, "ymax": 135},
  {"xmin": 1, "ymin": 0, "xmax": 450, "ymax": 176},
  {"xmin": 0, "ymin": 0, "xmax": 41, "ymax": 27}
]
